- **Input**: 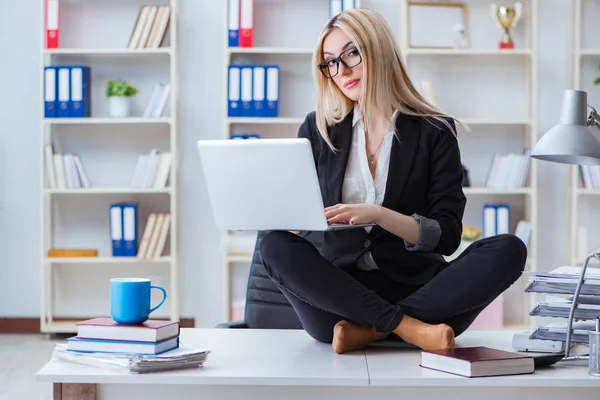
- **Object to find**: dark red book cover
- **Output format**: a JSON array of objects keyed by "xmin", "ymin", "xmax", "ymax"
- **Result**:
[{"xmin": 423, "ymin": 346, "xmax": 531, "ymax": 362}]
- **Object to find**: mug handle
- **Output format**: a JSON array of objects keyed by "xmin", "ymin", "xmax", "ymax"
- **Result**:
[{"xmin": 150, "ymin": 285, "xmax": 167, "ymax": 313}]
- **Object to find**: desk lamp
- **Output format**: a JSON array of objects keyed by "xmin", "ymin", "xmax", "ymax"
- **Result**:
[{"xmin": 531, "ymin": 89, "xmax": 600, "ymax": 361}]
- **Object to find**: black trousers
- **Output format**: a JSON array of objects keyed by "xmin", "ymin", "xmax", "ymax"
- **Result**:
[{"xmin": 259, "ymin": 231, "xmax": 527, "ymax": 344}]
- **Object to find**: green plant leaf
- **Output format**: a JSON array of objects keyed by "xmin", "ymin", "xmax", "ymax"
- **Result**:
[
  {"xmin": 595, "ymin": 77, "xmax": 600, "ymax": 86},
  {"xmin": 106, "ymin": 79, "xmax": 139, "ymax": 97}
]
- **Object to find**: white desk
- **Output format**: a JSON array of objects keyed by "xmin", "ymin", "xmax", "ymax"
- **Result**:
[{"xmin": 37, "ymin": 328, "xmax": 600, "ymax": 400}]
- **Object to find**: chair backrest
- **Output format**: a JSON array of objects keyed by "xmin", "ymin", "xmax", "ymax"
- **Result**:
[{"xmin": 243, "ymin": 231, "xmax": 323, "ymax": 329}]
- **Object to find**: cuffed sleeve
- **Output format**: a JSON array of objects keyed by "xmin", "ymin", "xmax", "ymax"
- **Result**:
[{"xmin": 404, "ymin": 213, "xmax": 442, "ymax": 252}]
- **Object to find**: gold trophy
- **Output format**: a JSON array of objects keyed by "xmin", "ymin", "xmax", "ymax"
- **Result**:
[{"xmin": 490, "ymin": 1, "xmax": 523, "ymax": 49}]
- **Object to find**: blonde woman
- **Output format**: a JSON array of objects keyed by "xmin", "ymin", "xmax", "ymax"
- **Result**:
[{"xmin": 259, "ymin": 9, "xmax": 527, "ymax": 354}]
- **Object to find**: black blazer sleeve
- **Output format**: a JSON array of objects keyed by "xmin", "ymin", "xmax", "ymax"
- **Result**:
[{"xmin": 426, "ymin": 119, "xmax": 466, "ymax": 255}]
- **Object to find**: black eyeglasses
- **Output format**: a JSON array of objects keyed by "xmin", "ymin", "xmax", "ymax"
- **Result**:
[{"xmin": 318, "ymin": 47, "xmax": 362, "ymax": 79}]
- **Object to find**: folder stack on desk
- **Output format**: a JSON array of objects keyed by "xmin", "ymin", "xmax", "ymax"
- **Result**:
[{"xmin": 525, "ymin": 266, "xmax": 600, "ymax": 343}]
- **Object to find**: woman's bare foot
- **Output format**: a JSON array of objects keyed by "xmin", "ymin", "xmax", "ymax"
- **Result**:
[
  {"xmin": 392, "ymin": 315, "xmax": 455, "ymax": 350},
  {"xmin": 332, "ymin": 320, "xmax": 386, "ymax": 354}
]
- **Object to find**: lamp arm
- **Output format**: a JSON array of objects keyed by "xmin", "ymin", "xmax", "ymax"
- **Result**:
[
  {"xmin": 562, "ymin": 252, "xmax": 600, "ymax": 361},
  {"xmin": 587, "ymin": 105, "xmax": 600, "ymax": 127}
]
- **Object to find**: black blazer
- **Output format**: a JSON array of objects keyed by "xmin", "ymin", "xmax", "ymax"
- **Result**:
[{"xmin": 298, "ymin": 110, "xmax": 466, "ymax": 285}]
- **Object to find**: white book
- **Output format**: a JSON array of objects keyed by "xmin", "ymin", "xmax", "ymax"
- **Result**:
[
  {"xmin": 73, "ymin": 155, "xmax": 90, "ymax": 188},
  {"xmin": 152, "ymin": 83, "xmax": 172, "ymax": 117},
  {"xmin": 145, "ymin": 213, "xmax": 165, "ymax": 259},
  {"xmin": 152, "ymin": 213, "xmax": 171, "ymax": 259},
  {"xmin": 53, "ymin": 154, "xmax": 66, "ymax": 189},
  {"xmin": 143, "ymin": 83, "xmax": 163, "ymax": 118},
  {"xmin": 137, "ymin": 6, "xmax": 158, "ymax": 48},
  {"xmin": 144, "ymin": 149, "xmax": 160, "ymax": 188},
  {"xmin": 153, "ymin": 152, "xmax": 172, "ymax": 189},
  {"xmin": 128, "ymin": 6, "xmax": 150, "ymax": 49},
  {"xmin": 44, "ymin": 144, "xmax": 56, "ymax": 189},
  {"xmin": 137, "ymin": 213, "xmax": 158, "ymax": 259}
]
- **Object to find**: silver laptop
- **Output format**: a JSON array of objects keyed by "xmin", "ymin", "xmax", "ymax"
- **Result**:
[{"xmin": 196, "ymin": 138, "xmax": 375, "ymax": 231}]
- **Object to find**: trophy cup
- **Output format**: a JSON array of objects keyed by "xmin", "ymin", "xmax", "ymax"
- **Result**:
[{"xmin": 490, "ymin": 2, "xmax": 523, "ymax": 49}]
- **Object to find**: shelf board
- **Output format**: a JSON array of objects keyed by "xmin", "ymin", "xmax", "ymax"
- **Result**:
[
  {"xmin": 577, "ymin": 49, "xmax": 600, "ymax": 56},
  {"xmin": 460, "ymin": 119, "xmax": 532, "ymax": 126},
  {"xmin": 463, "ymin": 187, "xmax": 532, "ymax": 195},
  {"xmin": 44, "ymin": 48, "xmax": 172, "ymax": 56},
  {"xmin": 46, "ymin": 256, "xmax": 173, "ymax": 264},
  {"xmin": 45, "ymin": 187, "xmax": 172, "ymax": 195},
  {"xmin": 405, "ymin": 48, "xmax": 532, "ymax": 56},
  {"xmin": 43, "ymin": 117, "xmax": 172, "ymax": 125},
  {"xmin": 227, "ymin": 117, "xmax": 304, "ymax": 125},
  {"xmin": 228, "ymin": 47, "xmax": 313, "ymax": 55},
  {"xmin": 41, "ymin": 321, "xmax": 78, "ymax": 333},
  {"xmin": 226, "ymin": 254, "xmax": 254, "ymax": 263},
  {"xmin": 576, "ymin": 188, "xmax": 600, "ymax": 196}
]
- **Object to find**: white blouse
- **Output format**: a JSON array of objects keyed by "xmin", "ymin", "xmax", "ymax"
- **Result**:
[
  {"xmin": 340, "ymin": 107, "xmax": 442, "ymax": 271},
  {"xmin": 341, "ymin": 108, "xmax": 398, "ymax": 231}
]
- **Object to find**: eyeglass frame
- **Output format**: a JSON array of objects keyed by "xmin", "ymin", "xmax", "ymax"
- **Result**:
[{"xmin": 317, "ymin": 47, "xmax": 363, "ymax": 79}]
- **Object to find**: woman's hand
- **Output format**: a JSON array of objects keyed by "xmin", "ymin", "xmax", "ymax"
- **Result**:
[{"xmin": 324, "ymin": 204, "xmax": 383, "ymax": 225}]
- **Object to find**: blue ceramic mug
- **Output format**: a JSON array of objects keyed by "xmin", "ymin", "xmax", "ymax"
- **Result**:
[{"xmin": 110, "ymin": 278, "xmax": 167, "ymax": 325}]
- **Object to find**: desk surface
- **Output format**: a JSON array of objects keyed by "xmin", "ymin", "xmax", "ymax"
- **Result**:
[
  {"xmin": 37, "ymin": 328, "xmax": 600, "ymax": 387},
  {"xmin": 37, "ymin": 328, "xmax": 369, "ymax": 386}
]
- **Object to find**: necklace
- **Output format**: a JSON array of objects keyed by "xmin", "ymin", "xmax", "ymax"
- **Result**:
[{"xmin": 367, "ymin": 135, "xmax": 386, "ymax": 167}]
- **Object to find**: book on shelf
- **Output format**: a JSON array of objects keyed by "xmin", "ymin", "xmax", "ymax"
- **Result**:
[
  {"xmin": 420, "ymin": 346, "xmax": 534, "ymax": 378},
  {"xmin": 143, "ymin": 82, "xmax": 172, "ymax": 117},
  {"xmin": 47, "ymin": 249, "xmax": 97, "ymax": 258},
  {"xmin": 579, "ymin": 165, "xmax": 600, "ymax": 189},
  {"xmin": 52, "ymin": 343, "xmax": 210, "ymax": 373},
  {"xmin": 45, "ymin": 145, "xmax": 91, "ymax": 189},
  {"xmin": 128, "ymin": 5, "xmax": 171, "ymax": 49},
  {"xmin": 484, "ymin": 150, "xmax": 531, "ymax": 189},
  {"xmin": 66, "ymin": 335, "xmax": 179, "ymax": 355},
  {"xmin": 130, "ymin": 149, "xmax": 172, "ymax": 189},
  {"xmin": 76, "ymin": 317, "xmax": 179, "ymax": 342},
  {"xmin": 137, "ymin": 212, "xmax": 171, "ymax": 259}
]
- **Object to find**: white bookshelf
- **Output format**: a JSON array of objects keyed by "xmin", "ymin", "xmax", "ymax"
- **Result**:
[
  {"xmin": 39, "ymin": 0, "xmax": 180, "ymax": 334},
  {"xmin": 399, "ymin": 0, "xmax": 539, "ymax": 330},
  {"xmin": 568, "ymin": 0, "xmax": 600, "ymax": 265}
]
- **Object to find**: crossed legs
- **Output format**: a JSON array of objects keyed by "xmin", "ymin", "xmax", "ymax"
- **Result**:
[{"xmin": 259, "ymin": 231, "xmax": 527, "ymax": 353}]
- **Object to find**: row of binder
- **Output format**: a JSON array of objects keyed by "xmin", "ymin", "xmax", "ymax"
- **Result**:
[
  {"xmin": 44, "ymin": 65, "xmax": 91, "ymax": 118},
  {"xmin": 110, "ymin": 203, "xmax": 138, "ymax": 257},
  {"xmin": 110, "ymin": 203, "xmax": 170, "ymax": 259},
  {"xmin": 227, "ymin": 0, "xmax": 359, "ymax": 48},
  {"xmin": 228, "ymin": 65, "xmax": 279, "ymax": 117},
  {"xmin": 482, "ymin": 203, "xmax": 510, "ymax": 238}
]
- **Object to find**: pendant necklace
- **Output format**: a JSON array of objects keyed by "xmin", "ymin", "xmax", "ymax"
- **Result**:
[{"xmin": 367, "ymin": 134, "xmax": 386, "ymax": 167}]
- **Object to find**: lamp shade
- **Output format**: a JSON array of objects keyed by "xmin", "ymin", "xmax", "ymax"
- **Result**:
[{"xmin": 531, "ymin": 90, "xmax": 600, "ymax": 165}]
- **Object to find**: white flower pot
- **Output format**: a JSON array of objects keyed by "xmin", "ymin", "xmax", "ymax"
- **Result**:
[{"xmin": 108, "ymin": 96, "xmax": 131, "ymax": 118}]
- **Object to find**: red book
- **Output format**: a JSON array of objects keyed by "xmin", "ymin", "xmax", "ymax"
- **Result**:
[
  {"xmin": 239, "ymin": 0, "xmax": 253, "ymax": 47},
  {"xmin": 76, "ymin": 317, "xmax": 180, "ymax": 343},
  {"xmin": 45, "ymin": 0, "xmax": 60, "ymax": 49},
  {"xmin": 420, "ymin": 346, "xmax": 534, "ymax": 377}
]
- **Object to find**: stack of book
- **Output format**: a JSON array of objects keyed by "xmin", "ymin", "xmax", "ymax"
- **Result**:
[
  {"xmin": 54, "ymin": 317, "xmax": 210, "ymax": 373},
  {"xmin": 66, "ymin": 317, "xmax": 180, "ymax": 355}
]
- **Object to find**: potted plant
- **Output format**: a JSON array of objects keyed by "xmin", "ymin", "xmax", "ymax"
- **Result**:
[{"xmin": 106, "ymin": 79, "xmax": 139, "ymax": 117}]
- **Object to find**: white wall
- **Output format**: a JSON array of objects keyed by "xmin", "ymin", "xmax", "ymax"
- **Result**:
[{"xmin": 0, "ymin": 0, "xmax": 574, "ymax": 328}]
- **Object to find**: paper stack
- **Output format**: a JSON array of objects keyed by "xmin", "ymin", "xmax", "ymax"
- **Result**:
[{"xmin": 52, "ymin": 343, "xmax": 210, "ymax": 373}]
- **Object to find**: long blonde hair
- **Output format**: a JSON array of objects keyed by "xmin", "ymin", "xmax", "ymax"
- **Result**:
[{"xmin": 312, "ymin": 8, "xmax": 465, "ymax": 150}]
